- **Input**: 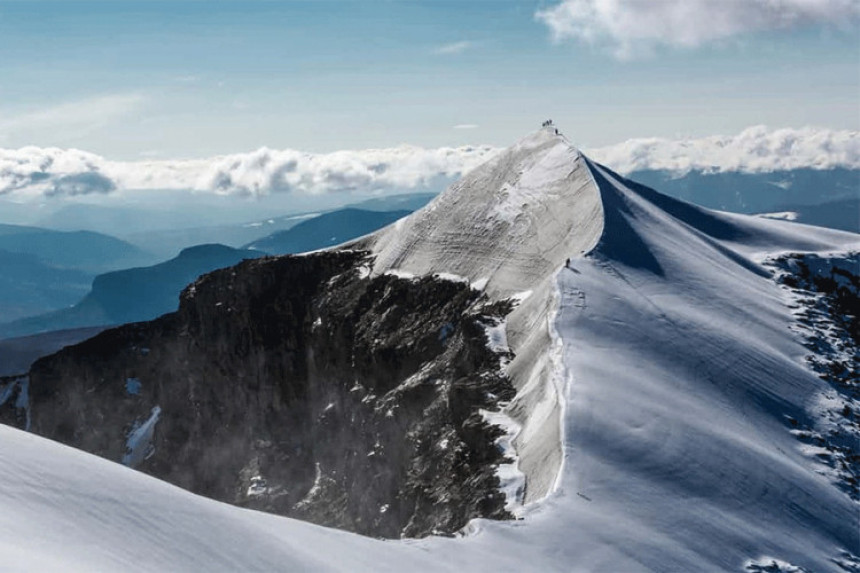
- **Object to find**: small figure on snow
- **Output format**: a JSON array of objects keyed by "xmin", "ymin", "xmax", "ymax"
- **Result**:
[{"xmin": 565, "ymin": 257, "xmax": 571, "ymax": 269}]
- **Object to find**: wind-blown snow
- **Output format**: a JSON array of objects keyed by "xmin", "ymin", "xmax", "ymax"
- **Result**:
[{"xmin": 2, "ymin": 127, "xmax": 859, "ymax": 571}]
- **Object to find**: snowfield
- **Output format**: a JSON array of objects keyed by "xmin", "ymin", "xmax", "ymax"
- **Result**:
[{"xmin": 2, "ymin": 127, "xmax": 858, "ymax": 572}]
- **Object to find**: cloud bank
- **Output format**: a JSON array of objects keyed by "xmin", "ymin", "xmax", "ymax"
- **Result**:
[
  {"xmin": 536, "ymin": 0, "xmax": 860, "ymax": 58},
  {"xmin": 587, "ymin": 126, "xmax": 860, "ymax": 175},
  {"xmin": 0, "ymin": 144, "xmax": 498, "ymax": 199},
  {"xmin": 1, "ymin": 126, "xmax": 857, "ymax": 199}
]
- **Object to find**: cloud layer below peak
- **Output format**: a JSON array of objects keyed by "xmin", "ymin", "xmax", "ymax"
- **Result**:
[
  {"xmin": 0, "ymin": 145, "xmax": 498, "ymax": 199},
  {"xmin": 587, "ymin": 126, "xmax": 860, "ymax": 175},
  {"xmin": 536, "ymin": 0, "xmax": 860, "ymax": 58},
  {"xmin": 0, "ymin": 126, "xmax": 857, "ymax": 200}
]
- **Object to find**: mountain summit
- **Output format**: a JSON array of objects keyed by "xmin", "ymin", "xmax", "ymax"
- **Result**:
[
  {"xmin": 369, "ymin": 126, "xmax": 602, "ymax": 296},
  {"xmin": 1, "ymin": 127, "xmax": 858, "ymax": 572}
]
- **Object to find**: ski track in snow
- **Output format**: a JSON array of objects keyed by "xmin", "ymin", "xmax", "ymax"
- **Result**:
[{"xmin": 2, "ymin": 127, "xmax": 860, "ymax": 572}]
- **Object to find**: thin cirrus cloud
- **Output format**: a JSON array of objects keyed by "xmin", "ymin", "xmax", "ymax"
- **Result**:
[
  {"xmin": 0, "ymin": 126, "xmax": 857, "ymax": 199},
  {"xmin": 453, "ymin": 124, "xmax": 479, "ymax": 130},
  {"xmin": 433, "ymin": 41, "xmax": 475, "ymax": 55},
  {"xmin": 0, "ymin": 94, "xmax": 146, "ymax": 146},
  {"xmin": 536, "ymin": 0, "xmax": 860, "ymax": 58}
]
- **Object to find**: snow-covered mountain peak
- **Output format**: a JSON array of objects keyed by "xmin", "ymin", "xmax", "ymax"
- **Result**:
[
  {"xmin": 2, "ymin": 126, "xmax": 859, "ymax": 572},
  {"xmin": 368, "ymin": 127, "xmax": 602, "ymax": 297}
]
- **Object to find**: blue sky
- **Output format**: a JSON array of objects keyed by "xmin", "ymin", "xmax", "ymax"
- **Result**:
[{"xmin": 0, "ymin": 0, "xmax": 857, "ymax": 159}]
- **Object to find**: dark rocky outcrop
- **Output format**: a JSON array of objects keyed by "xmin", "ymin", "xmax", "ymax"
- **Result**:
[
  {"xmin": 1, "ymin": 249, "xmax": 517, "ymax": 538},
  {"xmin": 767, "ymin": 252, "xmax": 859, "ymax": 501}
]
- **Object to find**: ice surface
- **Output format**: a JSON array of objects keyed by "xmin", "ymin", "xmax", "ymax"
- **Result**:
[{"xmin": 122, "ymin": 406, "xmax": 161, "ymax": 468}]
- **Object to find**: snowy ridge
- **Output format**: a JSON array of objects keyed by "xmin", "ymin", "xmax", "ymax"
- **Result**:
[
  {"xmin": 2, "ymin": 128, "xmax": 860, "ymax": 571},
  {"xmin": 369, "ymin": 127, "xmax": 603, "ymax": 298},
  {"xmin": 367, "ymin": 126, "xmax": 603, "ymax": 502}
]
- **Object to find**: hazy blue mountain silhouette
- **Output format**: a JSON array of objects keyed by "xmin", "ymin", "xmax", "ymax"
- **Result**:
[
  {"xmin": 0, "ymin": 244, "xmax": 263, "ymax": 338},
  {"xmin": 244, "ymin": 208, "xmax": 411, "ymax": 254},
  {"xmin": 0, "ymin": 224, "xmax": 153, "ymax": 273},
  {"xmin": 768, "ymin": 198, "xmax": 860, "ymax": 233},
  {"xmin": 629, "ymin": 167, "xmax": 859, "ymax": 216},
  {"xmin": 0, "ymin": 249, "xmax": 92, "ymax": 323},
  {"xmin": 346, "ymin": 193, "xmax": 435, "ymax": 212}
]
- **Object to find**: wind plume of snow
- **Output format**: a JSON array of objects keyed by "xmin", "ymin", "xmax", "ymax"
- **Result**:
[{"xmin": 536, "ymin": 0, "xmax": 860, "ymax": 58}]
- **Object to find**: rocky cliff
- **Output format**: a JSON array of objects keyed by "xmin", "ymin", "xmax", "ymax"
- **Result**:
[{"xmin": 1, "ymin": 249, "xmax": 518, "ymax": 538}]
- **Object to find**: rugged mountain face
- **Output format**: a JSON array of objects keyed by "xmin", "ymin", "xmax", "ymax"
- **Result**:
[{"xmin": 1, "ymin": 250, "xmax": 517, "ymax": 538}]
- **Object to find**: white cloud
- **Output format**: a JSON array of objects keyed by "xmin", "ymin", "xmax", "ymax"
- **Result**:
[
  {"xmin": 536, "ymin": 0, "xmax": 860, "ymax": 58},
  {"xmin": 0, "ymin": 94, "xmax": 146, "ymax": 146},
  {"xmin": 586, "ymin": 126, "xmax": 860, "ymax": 174},
  {"xmin": 433, "ymin": 41, "xmax": 475, "ymax": 55},
  {"xmin": 1, "ymin": 126, "xmax": 856, "ymax": 200},
  {"xmin": 0, "ymin": 144, "xmax": 499, "ymax": 199},
  {"xmin": 453, "ymin": 124, "xmax": 479, "ymax": 130}
]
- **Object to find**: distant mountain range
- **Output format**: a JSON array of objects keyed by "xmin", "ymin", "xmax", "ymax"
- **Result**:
[
  {"xmin": 0, "ymin": 206, "xmax": 418, "ymax": 339},
  {"xmin": 0, "ymin": 223, "xmax": 153, "ymax": 273},
  {"xmin": 346, "ymin": 193, "xmax": 435, "ymax": 213},
  {"xmin": 119, "ymin": 194, "xmax": 435, "ymax": 260},
  {"xmin": 244, "ymin": 208, "xmax": 412, "ymax": 255},
  {"xmin": 0, "ymin": 244, "xmax": 263, "ymax": 339},
  {"xmin": 756, "ymin": 198, "xmax": 860, "ymax": 233},
  {"xmin": 0, "ymin": 224, "xmax": 155, "ymax": 323},
  {"xmin": 121, "ymin": 212, "xmax": 323, "ymax": 261},
  {"xmin": 629, "ymin": 167, "xmax": 859, "ymax": 215}
]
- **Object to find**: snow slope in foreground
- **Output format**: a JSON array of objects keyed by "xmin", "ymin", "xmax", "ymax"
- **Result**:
[{"xmin": 2, "ymin": 127, "xmax": 859, "ymax": 572}]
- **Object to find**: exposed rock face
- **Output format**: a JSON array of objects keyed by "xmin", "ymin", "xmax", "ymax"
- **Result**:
[
  {"xmin": 766, "ymin": 252, "xmax": 859, "ymax": 501},
  {"xmin": 2, "ymin": 250, "xmax": 516, "ymax": 538}
]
